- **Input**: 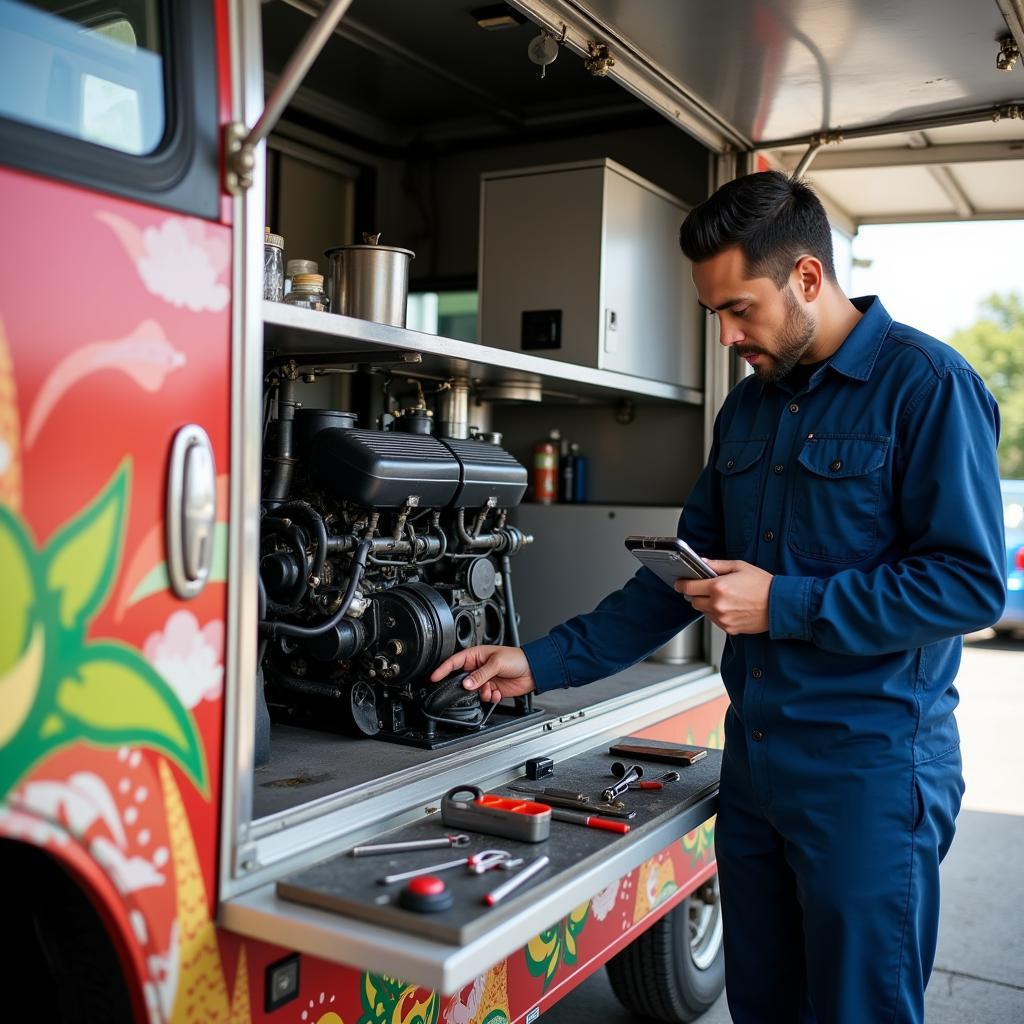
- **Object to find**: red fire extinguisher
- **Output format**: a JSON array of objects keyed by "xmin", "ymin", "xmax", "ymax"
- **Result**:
[{"xmin": 532, "ymin": 429, "xmax": 560, "ymax": 504}]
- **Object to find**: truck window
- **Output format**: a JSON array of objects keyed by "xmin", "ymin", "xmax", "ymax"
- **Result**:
[{"xmin": 0, "ymin": 0, "xmax": 165, "ymax": 156}]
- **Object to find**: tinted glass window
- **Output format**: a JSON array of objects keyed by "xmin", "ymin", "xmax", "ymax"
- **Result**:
[{"xmin": 0, "ymin": 0, "xmax": 164, "ymax": 155}]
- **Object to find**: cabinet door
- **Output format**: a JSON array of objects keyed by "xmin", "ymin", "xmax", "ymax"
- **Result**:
[{"xmin": 601, "ymin": 168, "xmax": 703, "ymax": 388}]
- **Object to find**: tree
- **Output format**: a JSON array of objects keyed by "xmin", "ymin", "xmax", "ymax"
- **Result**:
[{"xmin": 949, "ymin": 292, "xmax": 1024, "ymax": 478}]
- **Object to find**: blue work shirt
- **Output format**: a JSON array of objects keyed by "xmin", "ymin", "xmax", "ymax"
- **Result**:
[{"xmin": 523, "ymin": 296, "xmax": 1005, "ymax": 804}]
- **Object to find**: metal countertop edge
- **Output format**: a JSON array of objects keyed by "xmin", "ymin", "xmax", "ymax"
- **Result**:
[{"xmin": 220, "ymin": 790, "xmax": 717, "ymax": 993}]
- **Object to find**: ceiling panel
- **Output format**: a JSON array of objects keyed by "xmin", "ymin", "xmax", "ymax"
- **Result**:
[
  {"xmin": 952, "ymin": 161, "xmax": 1024, "ymax": 209},
  {"xmin": 579, "ymin": 0, "xmax": 1022, "ymax": 143},
  {"xmin": 807, "ymin": 166, "xmax": 957, "ymax": 217}
]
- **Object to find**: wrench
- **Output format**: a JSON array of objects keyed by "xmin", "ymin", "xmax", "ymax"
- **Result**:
[
  {"xmin": 350, "ymin": 834, "xmax": 470, "ymax": 857},
  {"xmin": 379, "ymin": 849, "xmax": 522, "ymax": 885},
  {"xmin": 603, "ymin": 763, "xmax": 644, "ymax": 802}
]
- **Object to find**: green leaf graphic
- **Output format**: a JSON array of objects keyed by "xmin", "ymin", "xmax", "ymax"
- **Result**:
[
  {"xmin": 44, "ymin": 460, "xmax": 129, "ymax": 631},
  {"xmin": 0, "ymin": 506, "xmax": 37, "ymax": 674},
  {"xmin": 54, "ymin": 642, "xmax": 207, "ymax": 794}
]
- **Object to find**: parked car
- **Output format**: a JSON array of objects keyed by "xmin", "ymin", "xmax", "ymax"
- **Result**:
[{"xmin": 997, "ymin": 480, "xmax": 1024, "ymax": 634}]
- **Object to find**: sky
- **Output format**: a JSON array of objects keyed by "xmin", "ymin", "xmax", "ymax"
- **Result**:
[{"xmin": 847, "ymin": 221, "xmax": 1024, "ymax": 343}]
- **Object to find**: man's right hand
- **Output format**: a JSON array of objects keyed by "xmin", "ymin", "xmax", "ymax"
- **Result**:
[{"xmin": 430, "ymin": 646, "xmax": 537, "ymax": 704}]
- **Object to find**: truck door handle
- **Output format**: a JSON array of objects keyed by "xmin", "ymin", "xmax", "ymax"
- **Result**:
[{"xmin": 167, "ymin": 425, "xmax": 217, "ymax": 599}]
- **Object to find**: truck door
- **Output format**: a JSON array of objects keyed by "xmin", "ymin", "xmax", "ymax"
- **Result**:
[{"xmin": 0, "ymin": 0, "xmax": 231, "ymax": 1016}]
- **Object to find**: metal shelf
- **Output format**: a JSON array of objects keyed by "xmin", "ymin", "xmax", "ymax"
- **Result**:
[{"xmin": 263, "ymin": 301, "xmax": 703, "ymax": 406}]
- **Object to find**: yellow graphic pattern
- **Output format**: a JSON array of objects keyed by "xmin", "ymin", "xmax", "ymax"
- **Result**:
[
  {"xmin": 0, "ymin": 317, "xmax": 21, "ymax": 511},
  {"xmin": 682, "ymin": 719, "xmax": 724, "ymax": 864},
  {"xmin": 525, "ymin": 901, "xmax": 590, "ymax": 990},
  {"xmin": 160, "ymin": 760, "xmax": 249, "ymax": 1023},
  {"xmin": 633, "ymin": 858, "xmax": 678, "ymax": 923}
]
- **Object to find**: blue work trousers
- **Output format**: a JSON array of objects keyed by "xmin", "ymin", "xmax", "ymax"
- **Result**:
[{"xmin": 715, "ymin": 714, "xmax": 964, "ymax": 1024}]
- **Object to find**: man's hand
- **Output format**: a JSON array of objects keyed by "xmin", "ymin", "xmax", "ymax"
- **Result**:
[
  {"xmin": 675, "ymin": 559, "xmax": 773, "ymax": 635},
  {"xmin": 430, "ymin": 645, "xmax": 537, "ymax": 704}
]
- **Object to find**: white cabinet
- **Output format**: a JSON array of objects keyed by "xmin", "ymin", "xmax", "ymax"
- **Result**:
[{"xmin": 479, "ymin": 158, "xmax": 703, "ymax": 389}]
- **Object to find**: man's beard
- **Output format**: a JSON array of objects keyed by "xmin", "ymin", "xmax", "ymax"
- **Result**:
[{"xmin": 740, "ymin": 289, "xmax": 815, "ymax": 383}]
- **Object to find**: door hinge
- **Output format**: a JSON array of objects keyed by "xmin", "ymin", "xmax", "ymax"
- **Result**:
[{"xmin": 224, "ymin": 121, "xmax": 255, "ymax": 196}]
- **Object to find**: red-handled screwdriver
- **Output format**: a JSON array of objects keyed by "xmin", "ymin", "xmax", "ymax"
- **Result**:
[
  {"xmin": 627, "ymin": 781, "xmax": 664, "ymax": 791},
  {"xmin": 551, "ymin": 809, "xmax": 631, "ymax": 834}
]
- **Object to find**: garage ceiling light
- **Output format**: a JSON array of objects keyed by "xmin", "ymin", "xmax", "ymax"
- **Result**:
[{"xmin": 472, "ymin": 4, "xmax": 526, "ymax": 30}]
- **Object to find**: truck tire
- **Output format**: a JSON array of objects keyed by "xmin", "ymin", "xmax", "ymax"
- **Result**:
[
  {"xmin": 606, "ymin": 874, "xmax": 725, "ymax": 1022},
  {"xmin": 2, "ymin": 840, "xmax": 134, "ymax": 1023}
]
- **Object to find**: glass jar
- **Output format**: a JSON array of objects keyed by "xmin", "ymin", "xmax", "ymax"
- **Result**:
[
  {"xmin": 284, "ymin": 258, "xmax": 318, "ymax": 296},
  {"xmin": 264, "ymin": 228, "xmax": 285, "ymax": 301},
  {"xmin": 283, "ymin": 273, "xmax": 330, "ymax": 312}
]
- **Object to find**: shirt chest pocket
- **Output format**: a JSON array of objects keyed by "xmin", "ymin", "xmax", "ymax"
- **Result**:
[
  {"xmin": 789, "ymin": 434, "xmax": 890, "ymax": 563},
  {"xmin": 716, "ymin": 439, "xmax": 768, "ymax": 555}
]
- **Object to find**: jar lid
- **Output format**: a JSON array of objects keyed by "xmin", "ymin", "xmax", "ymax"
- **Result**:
[
  {"xmin": 323, "ymin": 243, "xmax": 415, "ymax": 259},
  {"xmin": 293, "ymin": 273, "xmax": 324, "ymax": 288},
  {"xmin": 286, "ymin": 259, "xmax": 318, "ymax": 276},
  {"xmin": 265, "ymin": 227, "xmax": 284, "ymax": 249}
]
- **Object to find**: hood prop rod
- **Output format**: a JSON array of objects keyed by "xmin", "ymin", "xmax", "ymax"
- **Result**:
[{"xmin": 226, "ymin": 0, "xmax": 355, "ymax": 193}]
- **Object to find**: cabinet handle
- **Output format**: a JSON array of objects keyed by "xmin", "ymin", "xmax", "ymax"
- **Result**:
[{"xmin": 167, "ymin": 425, "xmax": 216, "ymax": 599}]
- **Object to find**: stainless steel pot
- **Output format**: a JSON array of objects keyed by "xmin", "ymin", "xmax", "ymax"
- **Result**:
[{"xmin": 324, "ymin": 233, "xmax": 415, "ymax": 327}]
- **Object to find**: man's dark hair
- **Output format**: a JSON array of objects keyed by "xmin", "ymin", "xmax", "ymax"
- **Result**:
[{"xmin": 679, "ymin": 170, "xmax": 836, "ymax": 287}]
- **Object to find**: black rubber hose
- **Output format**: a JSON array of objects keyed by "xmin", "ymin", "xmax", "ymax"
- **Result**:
[
  {"xmin": 500, "ymin": 554, "xmax": 533, "ymax": 714},
  {"xmin": 264, "ymin": 500, "xmax": 328, "ymax": 582},
  {"xmin": 260, "ymin": 539, "xmax": 372, "ymax": 639}
]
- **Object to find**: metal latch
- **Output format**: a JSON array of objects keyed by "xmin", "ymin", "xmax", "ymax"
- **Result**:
[{"xmin": 166, "ymin": 425, "xmax": 217, "ymax": 600}]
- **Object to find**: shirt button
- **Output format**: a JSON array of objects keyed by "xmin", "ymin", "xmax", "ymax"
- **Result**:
[
  {"xmin": 726, "ymin": 458, "xmax": 735, "ymax": 469},
  {"xmin": 763, "ymin": 530, "xmax": 775, "ymax": 542},
  {"xmin": 788, "ymin": 403, "xmax": 799, "ymax": 414},
  {"xmin": 752, "ymin": 729, "xmax": 765, "ymax": 742},
  {"xmin": 773, "ymin": 464, "xmax": 784, "ymax": 474},
  {"xmin": 830, "ymin": 459, "xmax": 842, "ymax": 472},
  {"xmin": 752, "ymin": 667, "xmax": 763, "ymax": 679}
]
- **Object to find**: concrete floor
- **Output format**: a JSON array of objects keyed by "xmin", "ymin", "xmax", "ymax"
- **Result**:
[{"xmin": 540, "ymin": 632, "xmax": 1024, "ymax": 1022}]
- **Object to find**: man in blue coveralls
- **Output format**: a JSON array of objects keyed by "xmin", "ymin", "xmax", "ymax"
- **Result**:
[{"xmin": 431, "ymin": 171, "xmax": 1006, "ymax": 1023}]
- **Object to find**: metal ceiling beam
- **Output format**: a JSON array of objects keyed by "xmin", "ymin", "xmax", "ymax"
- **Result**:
[
  {"xmin": 927, "ymin": 166, "xmax": 975, "ymax": 218},
  {"xmin": 757, "ymin": 101, "xmax": 1024, "ymax": 151},
  {"xmin": 856, "ymin": 210, "xmax": 1024, "ymax": 225},
  {"xmin": 996, "ymin": 0, "xmax": 1024, "ymax": 54},
  {"xmin": 781, "ymin": 141, "xmax": 1024, "ymax": 171}
]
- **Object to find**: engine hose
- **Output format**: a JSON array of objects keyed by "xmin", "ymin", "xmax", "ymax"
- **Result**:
[
  {"xmin": 264, "ymin": 377, "xmax": 298, "ymax": 506},
  {"xmin": 264, "ymin": 501, "xmax": 328, "ymax": 582},
  {"xmin": 260, "ymin": 539, "xmax": 372, "ymax": 639},
  {"xmin": 500, "ymin": 554, "xmax": 533, "ymax": 714}
]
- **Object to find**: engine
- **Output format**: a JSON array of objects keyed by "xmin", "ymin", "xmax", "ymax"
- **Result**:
[{"xmin": 256, "ymin": 373, "xmax": 535, "ymax": 752}]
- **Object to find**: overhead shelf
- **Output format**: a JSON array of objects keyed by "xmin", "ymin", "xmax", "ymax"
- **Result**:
[{"xmin": 263, "ymin": 302, "xmax": 703, "ymax": 406}]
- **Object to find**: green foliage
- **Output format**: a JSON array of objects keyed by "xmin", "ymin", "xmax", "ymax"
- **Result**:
[
  {"xmin": 949, "ymin": 292, "xmax": 1024, "ymax": 478},
  {"xmin": 0, "ymin": 461, "xmax": 207, "ymax": 797}
]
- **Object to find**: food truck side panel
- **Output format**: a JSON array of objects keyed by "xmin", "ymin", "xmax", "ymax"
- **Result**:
[{"xmin": 0, "ymin": 0, "xmax": 234, "ymax": 1013}]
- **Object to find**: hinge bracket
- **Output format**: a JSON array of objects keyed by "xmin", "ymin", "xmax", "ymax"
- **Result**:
[{"xmin": 224, "ymin": 121, "xmax": 255, "ymax": 196}]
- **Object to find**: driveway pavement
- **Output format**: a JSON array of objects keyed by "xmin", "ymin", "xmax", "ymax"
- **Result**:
[{"xmin": 539, "ymin": 632, "xmax": 1024, "ymax": 1022}]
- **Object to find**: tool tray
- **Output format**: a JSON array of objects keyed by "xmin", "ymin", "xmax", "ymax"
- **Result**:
[{"xmin": 277, "ymin": 738, "xmax": 721, "ymax": 944}]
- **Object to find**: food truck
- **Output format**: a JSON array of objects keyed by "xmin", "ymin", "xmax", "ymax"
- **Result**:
[{"xmin": 1, "ymin": 1, "xmax": 1021, "ymax": 1021}]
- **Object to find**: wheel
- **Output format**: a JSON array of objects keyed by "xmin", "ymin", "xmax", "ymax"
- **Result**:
[
  {"xmin": 606, "ymin": 874, "xmax": 725, "ymax": 1022},
  {"xmin": 2, "ymin": 840, "xmax": 134, "ymax": 1023}
]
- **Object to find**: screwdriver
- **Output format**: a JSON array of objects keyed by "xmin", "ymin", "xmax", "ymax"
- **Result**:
[{"xmin": 551, "ymin": 809, "xmax": 630, "ymax": 834}]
